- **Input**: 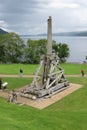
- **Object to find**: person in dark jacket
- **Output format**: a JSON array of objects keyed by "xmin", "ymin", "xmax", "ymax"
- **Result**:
[
  {"xmin": 0, "ymin": 78, "xmax": 2, "ymax": 89},
  {"xmin": 20, "ymin": 68, "xmax": 23, "ymax": 77}
]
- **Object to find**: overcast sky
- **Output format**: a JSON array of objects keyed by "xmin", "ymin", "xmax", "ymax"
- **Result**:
[{"xmin": 0, "ymin": 0, "xmax": 87, "ymax": 35}]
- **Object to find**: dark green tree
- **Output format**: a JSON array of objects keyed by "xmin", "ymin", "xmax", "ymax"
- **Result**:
[
  {"xmin": 25, "ymin": 39, "xmax": 70, "ymax": 64},
  {"xmin": 52, "ymin": 42, "xmax": 70, "ymax": 62},
  {"xmin": 0, "ymin": 34, "xmax": 8, "ymax": 63},
  {"xmin": 0, "ymin": 43, "xmax": 6, "ymax": 63},
  {"xmin": 0, "ymin": 33, "xmax": 25, "ymax": 63},
  {"xmin": 24, "ymin": 39, "xmax": 47, "ymax": 63}
]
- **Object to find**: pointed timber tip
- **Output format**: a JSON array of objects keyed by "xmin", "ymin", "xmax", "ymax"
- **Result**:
[{"xmin": 49, "ymin": 16, "xmax": 51, "ymax": 19}]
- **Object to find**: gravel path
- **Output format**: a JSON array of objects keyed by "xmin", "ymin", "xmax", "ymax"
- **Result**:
[
  {"xmin": 0, "ymin": 74, "xmax": 36, "ymax": 78},
  {"xmin": 0, "ymin": 74, "xmax": 86, "ymax": 78}
]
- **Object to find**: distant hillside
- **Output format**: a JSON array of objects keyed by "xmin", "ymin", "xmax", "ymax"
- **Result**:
[
  {"xmin": 54, "ymin": 31, "xmax": 87, "ymax": 36},
  {"xmin": 0, "ymin": 28, "xmax": 8, "ymax": 34},
  {"xmin": 36, "ymin": 31, "xmax": 87, "ymax": 37}
]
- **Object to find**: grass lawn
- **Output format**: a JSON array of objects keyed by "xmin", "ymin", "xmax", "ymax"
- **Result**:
[
  {"xmin": 0, "ymin": 63, "xmax": 87, "ymax": 75},
  {"xmin": 0, "ymin": 63, "xmax": 87, "ymax": 130},
  {"xmin": 0, "ymin": 76, "xmax": 87, "ymax": 130},
  {"xmin": 61, "ymin": 63, "xmax": 87, "ymax": 74},
  {"xmin": 0, "ymin": 64, "xmax": 39, "ymax": 75},
  {"xmin": 2, "ymin": 77, "xmax": 33, "ymax": 90}
]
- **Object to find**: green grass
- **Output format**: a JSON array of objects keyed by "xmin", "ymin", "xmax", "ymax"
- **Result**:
[
  {"xmin": 0, "ymin": 77, "xmax": 87, "ymax": 130},
  {"xmin": 2, "ymin": 77, "xmax": 32, "ymax": 90},
  {"xmin": 1, "ymin": 98, "xmax": 87, "ymax": 130},
  {"xmin": 61, "ymin": 63, "xmax": 87, "ymax": 74},
  {"xmin": 47, "ymin": 77, "xmax": 87, "ymax": 111},
  {"xmin": 0, "ymin": 63, "xmax": 87, "ymax": 130},
  {"xmin": 0, "ymin": 63, "xmax": 87, "ymax": 75},
  {"xmin": 0, "ymin": 64, "xmax": 39, "ymax": 75}
]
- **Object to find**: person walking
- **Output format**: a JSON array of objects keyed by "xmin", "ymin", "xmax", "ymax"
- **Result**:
[
  {"xmin": 20, "ymin": 68, "xmax": 23, "ymax": 77},
  {"xmin": 0, "ymin": 78, "xmax": 2, "ymax": 89},
  {"xmin": 81, "ymin": 69, "xmax": 85, "ymax": 77}
]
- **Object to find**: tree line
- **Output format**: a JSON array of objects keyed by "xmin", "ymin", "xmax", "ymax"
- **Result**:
[{"xmin": 0, "ymin": 32, "xmax": 70, "ymax": 64}]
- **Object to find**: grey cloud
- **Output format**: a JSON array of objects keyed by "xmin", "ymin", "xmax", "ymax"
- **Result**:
[
  {"xmin": 0, "ymin": 0, "xmax": 48, "ymax": 14},
  {"xmin": 0, "ymin": 0, "xmax": 48, "ymax": 23},
  {"xmin": 71, "ymin": 0, "xmax": 87, "ymax": 8},
  {"xmin": 0, "ymin": 0, "xmax": 87, "ymax": 34}
]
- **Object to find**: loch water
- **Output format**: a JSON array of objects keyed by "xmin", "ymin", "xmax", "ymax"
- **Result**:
[{"xmin": 21, "ymin": 35, "xmax": 87, "ymax": 63}]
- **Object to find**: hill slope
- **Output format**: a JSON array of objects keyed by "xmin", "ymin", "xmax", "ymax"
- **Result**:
[
  {"xmin": 0, "ymin": 28, "xmax": 8, "ymax": 34},
  {"xmin": 36, "ymin": 31, "xmax": 87, "ymax": 37}
]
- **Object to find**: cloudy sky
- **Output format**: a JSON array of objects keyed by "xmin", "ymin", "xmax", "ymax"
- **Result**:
[{"xmin": 0, "ymin": 0, "xmax": 87, "ymax": 35}]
